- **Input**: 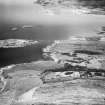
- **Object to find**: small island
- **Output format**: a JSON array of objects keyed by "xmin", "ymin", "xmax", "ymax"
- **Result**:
[{"xmin": 0, "ymin": 39, "xmax": 38, "ymax": 48}]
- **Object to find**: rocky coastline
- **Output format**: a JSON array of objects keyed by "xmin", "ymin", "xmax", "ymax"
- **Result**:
[{"xmin": 0, "ymin": 36, "xmax": 105, "ymax": 105}]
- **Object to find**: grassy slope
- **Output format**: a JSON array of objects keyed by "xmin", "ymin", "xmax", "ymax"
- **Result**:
[{"xmin": 0, "ymin": 61, "xmax": 63, "ymax": 105}]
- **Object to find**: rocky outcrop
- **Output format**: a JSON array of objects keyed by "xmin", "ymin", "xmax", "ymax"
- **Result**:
[
  {"xmin": 41, "ymin": 36, "xmax": 105, "ymax": 83},
  {"xmin": 43, "ymin": 36, "xmax": 105, "ymax": 69}
]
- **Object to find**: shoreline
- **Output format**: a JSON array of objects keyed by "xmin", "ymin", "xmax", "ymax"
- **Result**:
[{"xmin": 0, "ymin": 40, "xmax": 54, "ymax": 68}]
